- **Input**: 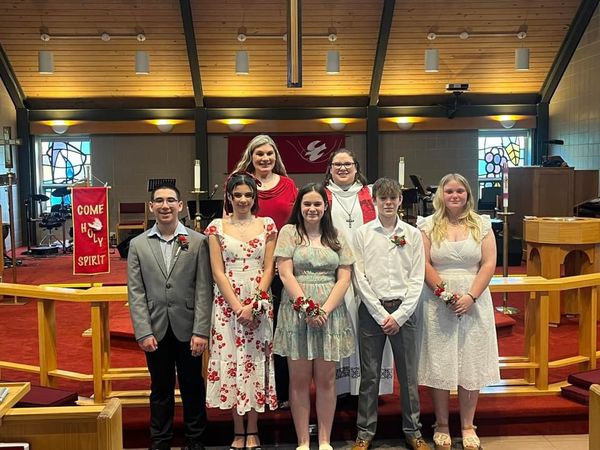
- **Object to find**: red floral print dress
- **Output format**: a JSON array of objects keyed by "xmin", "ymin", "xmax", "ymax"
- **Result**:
[{"xmin": 204, "ymin": 217, "xmax": 278, "ymax": 414}]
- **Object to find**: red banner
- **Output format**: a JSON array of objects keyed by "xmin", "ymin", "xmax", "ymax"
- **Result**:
[
  {"xmin": 227, "ymin": 135, "xmax": 345, "ymax": 173},
  {"xmin": 72, "ymin": 187, "xmax": 110, "ymax": 275}
]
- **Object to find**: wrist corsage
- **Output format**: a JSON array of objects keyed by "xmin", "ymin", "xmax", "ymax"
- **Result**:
[
  {"xmin": 434, "ymin": 282, "xmax": 459, "ymax": 305},
  {"xmin": 251, "ymin": 290, "xmax": 272, "ymax": 318},
  {"xmin": 291, "ymin": 296, "xmax": 325, "ymax": 317}
]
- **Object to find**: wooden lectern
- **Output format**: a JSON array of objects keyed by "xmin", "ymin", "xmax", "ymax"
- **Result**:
[{"xmin": 524, "ymin": 217, "xmax": 600, "ymax": 324}]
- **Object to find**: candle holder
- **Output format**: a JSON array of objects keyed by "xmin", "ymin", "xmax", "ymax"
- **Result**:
[
  {"xmin": 190, "ymin": 189, "xmax": 207, "ymax": 232},
  {"xmin": 495, "ymin": 208, "xmax": 519, "ymax": 315}
]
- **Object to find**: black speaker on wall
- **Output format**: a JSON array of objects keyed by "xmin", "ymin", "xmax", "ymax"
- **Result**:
[{"xmin": 117, "ymin": 235, "xmax": 136, "ymax": 259}]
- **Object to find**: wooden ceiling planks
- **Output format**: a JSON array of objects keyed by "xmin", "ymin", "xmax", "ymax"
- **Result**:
[
  {"xmin": 380, "ymin": 0, "xmax": 582, "ymax": 96},
  {"xmin": 0, "ymin": 0, "xmax": 585, "ymax": 103},
  {"xmin": 0, "ymin": 0, "xmax": 193, "ymax": 98}
]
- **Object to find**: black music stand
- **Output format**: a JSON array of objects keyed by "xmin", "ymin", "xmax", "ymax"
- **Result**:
[{"xmin": 187, "ymin": 200, "xmax": 224, "ymax": 230}]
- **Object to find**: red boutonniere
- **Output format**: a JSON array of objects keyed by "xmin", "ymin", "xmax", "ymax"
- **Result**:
[
  {"xmin": 177, "ymin": 234, "xmax": 189, "ymax": 251},
  {"xmin": 390, "ymin": 234, "xmax": 407, "ymax": 249}
]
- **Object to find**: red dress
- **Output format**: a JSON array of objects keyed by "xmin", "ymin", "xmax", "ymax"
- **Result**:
[{"xmin": 256, "ymin": 175, "xmax": 298, "ymax": 230}]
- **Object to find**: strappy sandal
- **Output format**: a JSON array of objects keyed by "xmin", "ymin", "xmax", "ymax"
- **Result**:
[
  {"xmin": 230, "ymin": 432, "xmax": 246, "ymax": 450},
  {"xmin": 462, "ymin": 425, "xmax": 481, "ymax": 450},
  {"xmin": 432, "ymin": 423, "xmax": 452, "ymax": 450},
  {"xmin": 245, "ymin": 432, "xmax": 262, "ymax": 450}
]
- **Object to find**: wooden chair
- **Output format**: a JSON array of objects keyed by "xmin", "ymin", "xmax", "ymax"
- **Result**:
[{"xmin": 116, "ymin": 202, "xmax": 147, "ymax": 243}]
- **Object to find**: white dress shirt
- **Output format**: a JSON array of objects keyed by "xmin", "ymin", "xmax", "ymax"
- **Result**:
[{"xmin": 352, "ymin": 216, "xmax": 425, "ymax": 327}]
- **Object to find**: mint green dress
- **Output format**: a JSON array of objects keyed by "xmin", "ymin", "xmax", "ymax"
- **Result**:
[{"xmin": 273, "ymin": 224, "xmax": 356, "ymax": 361}]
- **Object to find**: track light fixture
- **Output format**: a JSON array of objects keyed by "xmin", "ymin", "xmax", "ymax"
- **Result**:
[
  {"xmin": 235, "ymin": 28, "xmax": 340, "ymax": 74},
  {"xmin": 39, "ymin": 30, "xmax": 148, "ymax": 74}
]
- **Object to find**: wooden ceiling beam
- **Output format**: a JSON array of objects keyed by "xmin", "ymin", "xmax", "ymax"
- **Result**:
[
  {"xmin": 179, "ymin": 0, "xmax": 204, "ymax": 107},
  {"xmin": 369, "ymin": 0, "xmax": 395, "ymax": 106},
  {"xmin": 540, "ymin": 0, "xmax": 600, "ymax": 103},
  {"xmin": 0, "ymin": 43, "xmax": 25, "ymax": 109}
]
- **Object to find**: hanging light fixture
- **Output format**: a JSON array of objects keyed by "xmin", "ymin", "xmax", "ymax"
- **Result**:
[
  {"xmin": 135, "ymin": 33, "xmax": 149, "ymax": 75},
  {"xmin": 38, "ymin": 50, "xmax": 54, "ymax": 74},
  {"xmin": 38, "ymin": 32, "xmax": 53, "ymax": 74},
  {"xmin": 235, "ymin": 51, "xmax": 249, "ymax": 75},
  {"xmin": 326, "ymin": 50, "xmax": 340, "ymax": 74},
  {"xmin": 135, "ymin": 50, "xmax": 150, "ymax": 75},
  {"xmin": 425, "ymin": 49, "xmax": 439, "ymax": 73},
  {"xmin": 515, "ymin": 48, "xmax": 529, "ymax": 71},
  {"xmin": 326, "ymin": 33, "xmax": 339, "ymax": 74}
]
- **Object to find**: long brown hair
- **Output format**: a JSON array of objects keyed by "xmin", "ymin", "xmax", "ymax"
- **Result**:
[
  {"xmin": 287, "ymin": 183, "xmax": 341, "ymax": 252},
  {"xmin": 233, "ymin": 134, "xmax": 288, "ymax": 176}
]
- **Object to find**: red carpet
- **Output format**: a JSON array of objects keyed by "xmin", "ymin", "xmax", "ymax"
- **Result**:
[{"xmin": 0, "ymin": 251, "xmax": 594, "ymax": 447}]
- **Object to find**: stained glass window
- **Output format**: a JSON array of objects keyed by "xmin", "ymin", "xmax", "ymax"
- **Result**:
[
  {"xmin": 39, "ymin": 138, "xmax": 91, "ymax": 208},
  {"xmin": 478, "ymin": 131, "xmax": 530, "ymax": 193}
]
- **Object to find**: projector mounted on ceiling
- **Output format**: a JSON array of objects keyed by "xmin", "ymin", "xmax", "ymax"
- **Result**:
[{"xmin": 445, "ymin": 83, "xmax": 469, "ymax": 92}]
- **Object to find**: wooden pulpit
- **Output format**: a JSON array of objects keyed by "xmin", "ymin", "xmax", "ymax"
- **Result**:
[{"xmin": 524, "ymin": 217, "xmax": 600, "ymax": 324}]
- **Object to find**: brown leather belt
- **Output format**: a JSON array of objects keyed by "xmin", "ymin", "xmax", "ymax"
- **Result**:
[{"xmin": 380, "ymin": 298, "xmax": 402, "ymax": 308}]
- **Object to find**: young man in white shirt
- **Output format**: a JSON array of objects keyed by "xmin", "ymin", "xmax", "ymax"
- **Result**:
[{"xmin": 351, "ymin": 178, "xmax": 430, "ymax": 450}]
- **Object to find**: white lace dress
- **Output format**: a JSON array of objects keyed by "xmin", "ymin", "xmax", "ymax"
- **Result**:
[{"xmin": 417, "ymin": 215, "xmax": 500, "ymax": 391}]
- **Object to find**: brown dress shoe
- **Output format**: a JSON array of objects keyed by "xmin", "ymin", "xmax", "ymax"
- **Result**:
[
  {"xmin": 405, "ymin": 436, "xmax": 432, "ymax": 450},
  {"xmin": 350, "ymin": 437, "xmax": 371, "ymax": 450}
]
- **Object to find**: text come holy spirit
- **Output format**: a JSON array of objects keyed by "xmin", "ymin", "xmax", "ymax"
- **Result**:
[{"xmin": 77, "ymin": 203, "xmax": 107, "ymax": 267}]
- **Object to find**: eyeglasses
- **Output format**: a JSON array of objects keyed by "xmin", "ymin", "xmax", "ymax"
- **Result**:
[
  {"xmin": 331, "ymin": 162, "xmax": 356, "ymax": 169},
  {"xmin": 151, "ymin": 197, "xmax": 179, "ymax": 205}
]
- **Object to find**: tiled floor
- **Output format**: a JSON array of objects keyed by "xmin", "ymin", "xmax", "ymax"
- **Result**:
[{"xmin": 129, "ymin": 434, "xmax": 589, "ymax": 449}]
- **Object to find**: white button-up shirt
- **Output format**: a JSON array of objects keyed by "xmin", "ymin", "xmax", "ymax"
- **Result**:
[{"xmin": 352, "ymin": 216, "xmax": 425, "ymax": 327}]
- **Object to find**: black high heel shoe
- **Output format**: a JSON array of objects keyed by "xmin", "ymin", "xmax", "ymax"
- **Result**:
[
  {"xmin": 245, "ymin": 432, "xmax": 262, "ymax": 450},
  {"xmin": 230, "ymin": 433, "xmax": 246, "ymax": 450}
]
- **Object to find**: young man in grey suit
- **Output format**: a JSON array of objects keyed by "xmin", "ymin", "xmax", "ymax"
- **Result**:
[{"xmin": 128, "ymin": 184, "xmax": 213, "ymax": 450}]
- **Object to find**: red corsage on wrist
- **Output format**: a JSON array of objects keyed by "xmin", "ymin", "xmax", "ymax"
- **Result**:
[
  {"xmin": 434, "ymin": 282, "xmax": 460, "ymax": 306},
  {"xmin": 251, "ymin": 290, "xmax": 272, "ymax": 318},
  {"xmin": 291, "ymin": 296, "xmax": 325, "ymax": 317}
]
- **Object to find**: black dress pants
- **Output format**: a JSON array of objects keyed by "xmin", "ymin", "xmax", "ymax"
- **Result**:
[{"xmin": 145, "ymin": 325, "xmax": 207, "ymax": 449}]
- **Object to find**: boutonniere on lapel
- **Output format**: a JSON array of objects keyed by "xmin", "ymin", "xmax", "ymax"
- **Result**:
[
  {"xmin": 390, "ymin": 234, "xmax": 407, "ymax": 250},
  {"xmin": 175, "ymin": 234, "xmax": 189, "ymax": 258}
]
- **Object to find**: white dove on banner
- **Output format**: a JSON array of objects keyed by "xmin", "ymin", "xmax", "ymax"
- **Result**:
[{"xmin": 88, "ymin": 217, "xmax": 103, "ymax": 231}]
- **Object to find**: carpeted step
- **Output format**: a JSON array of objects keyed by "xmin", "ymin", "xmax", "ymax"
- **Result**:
[
  {"xmin": 16, "ymin": 384, "xmax": 78, "ymax": 407},
  {"xmin": 561, "ymin": 384, "xmax": 590, "ymax": 405},
  {"xmin": 567, "ymin": 368, "xmax": 600, "ymax": 390},
  {"xmin": 494, "ymin": 310, "xmax": 516, "ymax": 337}
]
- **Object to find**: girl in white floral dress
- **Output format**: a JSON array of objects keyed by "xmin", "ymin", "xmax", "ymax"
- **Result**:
[{"xmin": 205, "ymin": 173, "xmax": 277, "ymax": 450}]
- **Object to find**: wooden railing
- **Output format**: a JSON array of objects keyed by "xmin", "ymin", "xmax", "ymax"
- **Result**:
[
  {"xmin": 0, "ymin": 273, "xmax": 599, "ymax": 404},
  {"xmin": 488, "ymin": 273, "xmax": 599, "ymax": 394}
]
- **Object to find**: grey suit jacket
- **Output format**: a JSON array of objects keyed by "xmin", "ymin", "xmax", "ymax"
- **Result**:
[{"xmin": 127, "ymin": 227, "xmax": 213, "ymax": 342}]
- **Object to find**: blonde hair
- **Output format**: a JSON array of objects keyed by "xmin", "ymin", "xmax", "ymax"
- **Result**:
[
  {"xmin": 430, "ymin": 173, "xmax": 483, "ymax": 245},
  {"xmin": 233, "ymin": 134, "xmax": 288, "ymax": 176}
]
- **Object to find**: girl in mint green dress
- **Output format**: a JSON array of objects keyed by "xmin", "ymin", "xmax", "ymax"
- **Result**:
[{"xmin": 273, "ymin": 182, "xmax": 355, "ymax": 450}]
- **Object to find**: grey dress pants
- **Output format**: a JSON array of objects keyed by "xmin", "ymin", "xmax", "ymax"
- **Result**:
[{"xmin": 356, "ymin": 302, "xmax": 423, "ymax": 441}]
